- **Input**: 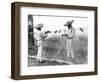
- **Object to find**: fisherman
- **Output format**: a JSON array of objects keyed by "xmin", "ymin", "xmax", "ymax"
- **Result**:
[
  {"xmin": 62, "ymin": 20, "xmax": 75, "ymax": 58},
  {"xmin": 34, "ymin": 23, "xmax": 48, "ymax": 62}
]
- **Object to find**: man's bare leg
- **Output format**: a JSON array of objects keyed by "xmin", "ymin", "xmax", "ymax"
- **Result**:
[
  {"xmin": 70, "ymin": 51, "xmax": 74, "ymax": 58},
  {"xmin": 67, "ymin": 50, "xmax": 70, "ymax": 57}
]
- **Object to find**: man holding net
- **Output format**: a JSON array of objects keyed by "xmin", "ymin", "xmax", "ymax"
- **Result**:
[
  {"xmin": 34, "ymin": 23, "xmax": 48, "ymax": 62},
  {"xmin": 62, "ymin": 20, "xmax": 75, "ymax": 58}
]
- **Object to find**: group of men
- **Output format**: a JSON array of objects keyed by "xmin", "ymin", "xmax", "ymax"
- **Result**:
[{"xmin": 34, "ymin": 20, "xmax": 75, "ymax": 62}]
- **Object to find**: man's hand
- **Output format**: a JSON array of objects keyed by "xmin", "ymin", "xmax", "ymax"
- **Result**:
[
  {"xmin": 45, "ymin": 30, "xmax": 51, "ymax": 34},
  {"xmin": 62, "ymin": 34, "xmax": 68, "ymax": 37}
]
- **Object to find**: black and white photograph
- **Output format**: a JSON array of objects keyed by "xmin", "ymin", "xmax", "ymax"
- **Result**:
[
  {"xmin": 28, "ymin": 15, "xmax": 88, "ymax": 66},
  {"xmin": 11, "ymin": 2, "xmax": 97, "ymax": 79}
]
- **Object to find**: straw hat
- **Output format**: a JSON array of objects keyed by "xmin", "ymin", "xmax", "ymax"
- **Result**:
[
  {"xmin": 35, "ymin": 23, "xmax": 44, "ymax": 29},
  {"xmin": 64, "ymin": 20, "xmax": 74, "ymax": 26}
]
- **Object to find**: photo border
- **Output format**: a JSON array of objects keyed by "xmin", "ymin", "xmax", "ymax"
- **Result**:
[{"xmin": 11, "ymin": 2, "xmax": 98, "ymax": 80}]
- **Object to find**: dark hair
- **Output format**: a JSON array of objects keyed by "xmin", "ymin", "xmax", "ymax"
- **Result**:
[
  {"xmin": 37, "ymin": 28, "xmax": 41, "ymax": 31},
  {"xmin": 67, "ymin": 24, "xmax": 72, "ymax": 29}
]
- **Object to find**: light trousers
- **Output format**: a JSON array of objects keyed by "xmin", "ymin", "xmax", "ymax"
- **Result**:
[
  {"xmin": 37, "ymin": 41, "xmax": 44, "ymax": 61},
  {"xmin": 66, "ymin": 39, "xmax": 74, "ymax": 58}
]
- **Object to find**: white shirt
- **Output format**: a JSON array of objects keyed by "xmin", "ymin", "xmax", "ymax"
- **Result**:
[
  {"xmin": 67, "ymin": 27, "xmax": 75, "ymax": 39},
  {"xmin": 34, "ymin": 30, "xmax": 47, "ymax": 41}
]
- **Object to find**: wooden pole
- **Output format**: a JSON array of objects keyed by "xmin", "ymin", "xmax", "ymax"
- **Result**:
[{"xmin": 28, "ymin": 15, "xmax": 34, "ymax": 49}]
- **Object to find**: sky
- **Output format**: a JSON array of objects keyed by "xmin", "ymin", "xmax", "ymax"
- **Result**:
[{"xmin": 33, "ymin": 15, "xmax": 88, "ymax": 36}]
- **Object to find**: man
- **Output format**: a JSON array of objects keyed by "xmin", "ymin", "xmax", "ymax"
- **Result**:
[
  {"xmin": 62, "ymin": 20, "xmax": 75, "ymax": 58},
  {"xmin": 34, "ymin": 23, "xmax": 48, "ymax": 62}
]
